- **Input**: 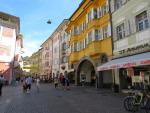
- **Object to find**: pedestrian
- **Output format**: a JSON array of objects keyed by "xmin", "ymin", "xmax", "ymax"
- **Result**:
[
  {"xmin": 36, "ymin": 77, "xmax": 40, "ymax": 92},
  {"xmin": 54, "ymin": 77, "xmax": 59, "ymax": 88},
  {"xmin": 22, "ymin": 77, "xmax": 27, "ymax": 93},
  {"xmin": 81, "ymin": 77, "xmax": 85, "ymax": 87},
  {"xmin": 65, "ymin": 77, "xmax": 70, "ymax": 90},
  {"xmin": 0, "ymin": 73, "xmax": 4, "ymax": 96},
  {"xmin": 62, "ymin": 76, "xmax": 66, "ymax": 89},
  {"xmin": 26, "ymin": 76, "xmax": 32, "ymax": 93}
]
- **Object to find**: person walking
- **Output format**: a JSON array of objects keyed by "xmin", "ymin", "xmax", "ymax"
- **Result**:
[
  {"xmin": 65, "ymin": 77, "xmax": 70, "ymax": 90},
  {"xmin": 54, "ymin": 77, "xmax": 59, "ymax": 88},
  {"xmin": 0, "ymin": 74, "xmax": 4, "ymax": 96},
  {"xmin": 36, "ymin": 77, "xmax": 40, "ymax": 92},
  {"xmin": 22, "ymin": 77, "xmax": 27, "ymax": 93},
  {"xmin": 26, "ymin": 76, "xmax": 32, "ymax": 93}
]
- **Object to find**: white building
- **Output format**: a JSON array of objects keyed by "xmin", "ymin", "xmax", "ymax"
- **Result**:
[
  {"xmin": 97, "ymin": 0, "xmax": 150, "ymax": 91},
  {"xmin": 41, "ymin": 38, "xmax": 53, "ymax": 78},
  {"xmin": 58, "ymin": 20, "xmax": 70, "ymax": 76}
]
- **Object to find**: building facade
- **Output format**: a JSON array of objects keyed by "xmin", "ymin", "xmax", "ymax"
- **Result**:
[
  {"xmin": 41, "ymin": 38, "xmax": 53, "ymax": 78},
  {"xmin": 66, "ymin": 0, "xmax": 113, "ymax": 86},
  {"xmin": 29, "ymin": 52, "xmax": 39, "ymax": 76},
  {"xmin": 37, "ymin": 48, "xmax": 43, "ymax": 76},
  {"xmin": 22, "ymin": 56, "xmax": 31, "ymax": 76},
  {"xmin": 0, "ymin": 12, "xmax": 21, "ymax": 84},
  {"xmin": 97, "ymin": 0, "xmax": 150, "ymax": 91},
  {"xmin": 51, "ymin": 30, "xmax": 60, "ymax": 77},
  {"xmin": 58, "ymin": 20, "xmax": 70, "ymax": 76},
  {"xmin": 14, "ymin": 34, "xmax": 24, "ymax": 79}
]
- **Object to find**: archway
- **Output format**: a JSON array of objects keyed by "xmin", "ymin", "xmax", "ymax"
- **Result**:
[{"xmin": 76, "ymin": 58, "xmax": 96, "ymax": 86}]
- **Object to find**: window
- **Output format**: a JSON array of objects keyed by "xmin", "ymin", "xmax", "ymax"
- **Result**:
[
  {"xmin": 74, "ymin": 27, "xmax": 79, "ymax": 35},
  {"xmin": 62, "ymin": 56, "xmax": 67, "ymax": 63},
  {"xmin": 71, "ymin": 45, "xmax": 74, "ymax": 52},
  {"xmin": 88, "ymin": 11, "xmax": 92, "ymax": 22},
  {"xmin": 74, "ymin": 43, "xmax": 77, "ymax": 52},
  {"xmin": 88, "ymin": 31, "xmax": 92, "ymax": 43},
  {"xmin": 102, "ymin": 5, "xmax": 107, "ymax": 15},
  {"xmin": 98, "ymin": 7, "xmax": 102, "ymax": 18},
  {"xmin": 95, "ymin": 29, "xmax": 99, "ymax": 40},
  {"xmin": 101, "ymin": 54, "xmax": 108, "ymax": 63},
  {"xmin": 77, "ymin": 42, "xmax": 80, "ymax": 51},
  {"xmin": 45, "ymin": 61, "xmax": 49, "ymax": 67},
  {"xmin": 103, "ymin": 26, "xmax": 108, "ymax": 38},
  {"xmin": 95, "ymin": 29, "xmax": 102, "ymax": 40},
  {"xmin": 116, "ymin": 23, "xmax": 125, "ymax": 40},
  {"xmin": 54, "ymin": 48, "xmax": 57, "ymax": 53},
  {"xmin": 85, "ymin": 37, "xmax": 88, "ymax": 47},
  {"xmin": 94, "ymin": 8, "xmax": 98, "ymax": 19},
  {"xmin": 114, "ymin": 0, "xmax": 123, "ymax": 10},
  {"xmin": 136, "ymin": 11, "xmax": 149, "ymax": 31},
  {"xmin": 62, "ymin": 43, "xmax": 67, "ymax": 50},
  {"xmin": 80, "ymin": 41, "xmax": 83, "ymax": 50}
]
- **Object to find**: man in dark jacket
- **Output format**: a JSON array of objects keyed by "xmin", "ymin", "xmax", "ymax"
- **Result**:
[{"xmin": 0, "ymin": 74, "xmax": 4, "ymax": 96}]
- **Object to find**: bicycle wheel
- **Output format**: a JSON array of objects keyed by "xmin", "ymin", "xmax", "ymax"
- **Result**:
[
  {"xmin": 123, "ymin": 96, "xmax": 138, "ymax": 112},
  {"xmin": 145, "ymin": 99, "xmax": 150, "ymax": 113}
]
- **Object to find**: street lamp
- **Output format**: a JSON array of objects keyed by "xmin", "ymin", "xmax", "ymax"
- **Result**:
[{"xmin": 47, "ymin": 19, "xmax": 52, "ymax": 24}]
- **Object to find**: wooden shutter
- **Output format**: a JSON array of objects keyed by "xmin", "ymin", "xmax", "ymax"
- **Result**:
[
  {"xmin": 86, "ymin": 14, "xmax": 88, "ymax": 24},
  {"xmin": 92, "ymin": 29, "xmax": 95, "ymax": 41},
  {"xmin": 91, "ymin": 8, "xmax": 94, "ymax": 20},
  {"xmin": 106, "ymin": 0, "xmax": 109, "ymax": 13},
  {"xmin": 113, "ymin": 26, "xmax": 117, "ymax": 41},
  {"xmin": 108, "ymin": 23, "xmax": 112, "ymax": 37}
]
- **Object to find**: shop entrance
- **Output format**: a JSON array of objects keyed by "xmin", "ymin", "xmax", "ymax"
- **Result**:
[{"xmin": 76, "ymin": 59, "xmax": 96, "ymax": 86}]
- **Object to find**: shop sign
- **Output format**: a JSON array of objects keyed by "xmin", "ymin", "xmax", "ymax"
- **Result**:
[
  {"xmin": 119, "ymin": 43, "xmax": 150, "ymax": 55},
  {"xmin": 140, "ymin": 59, "xmax": 150, "ymax": 65},
  {"xmin": 122, "ymin": 62, "xmax": 136, "ymax": 68}
]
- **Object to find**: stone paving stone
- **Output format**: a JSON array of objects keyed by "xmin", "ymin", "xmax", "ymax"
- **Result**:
[{"xmin": 0, "ymin": 84, "xmax": 146, "ymax": 113}]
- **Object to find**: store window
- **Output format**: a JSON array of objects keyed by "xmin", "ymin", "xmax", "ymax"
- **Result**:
[
  {"xmin": 116, "ymin": 23, "xmax": 125, "ymax": 40},
  {"xmin": 136, "ymin": 11, "xmax": 149, "ymax": 32}
]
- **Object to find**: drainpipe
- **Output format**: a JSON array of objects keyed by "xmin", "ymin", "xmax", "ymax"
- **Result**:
[{"xmin": 108, "ymin": 0, "xmax": 117, "ymax": 91}]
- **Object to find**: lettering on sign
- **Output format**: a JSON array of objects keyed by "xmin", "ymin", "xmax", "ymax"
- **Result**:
[{"xmin": 119, "ymin": 43, "xmax": 150, "ymax": 54}]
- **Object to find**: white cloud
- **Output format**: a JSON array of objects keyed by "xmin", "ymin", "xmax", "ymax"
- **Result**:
[{"xmin": 22, "ymin": 30, "xmax": 53, "ymax": 57}]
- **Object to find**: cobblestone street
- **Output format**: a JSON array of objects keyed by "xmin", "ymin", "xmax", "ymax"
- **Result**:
[{"xmin": 0, "ymin": 84, "xmax": 146, "ymax": 113}]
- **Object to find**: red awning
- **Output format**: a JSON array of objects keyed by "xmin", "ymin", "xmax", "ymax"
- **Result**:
[{"xmin": 97, "ymin": 52, "xmax": 150, "ymax": 71}]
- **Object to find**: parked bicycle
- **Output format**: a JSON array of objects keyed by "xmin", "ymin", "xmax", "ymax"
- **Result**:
[{"xmin": 124, "ymin": 88, "xmax": 150, "ymax": 113}]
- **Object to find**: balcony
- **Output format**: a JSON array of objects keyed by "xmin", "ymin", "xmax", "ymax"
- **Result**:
[
  {"xmin": 87, "ymin": 13, "xmax": 110, "ymax": 30},
  {"xmin": 70, "ymin": 34, "xmax": 80, "ymax": 45},
  {"xmin": 69, "ymin": 38, "xmax": 112, "ymax": 64},
  {"xmin": 69, "ymin": 52, "xmax": 79, "ymax": 64}
]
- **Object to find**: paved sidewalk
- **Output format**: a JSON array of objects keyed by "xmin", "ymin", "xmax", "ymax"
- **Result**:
[{"xmin": 0, "ymin": 84, "xmax": 146, "ymax": 113}]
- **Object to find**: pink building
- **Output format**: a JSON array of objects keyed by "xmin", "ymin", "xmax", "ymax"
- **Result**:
[{"xmin": 0, "ymin": 12, "xmax": 22, "ymax": 84}]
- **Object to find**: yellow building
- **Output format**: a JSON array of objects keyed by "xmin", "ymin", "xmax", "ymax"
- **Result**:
[{"xmin": 67, "ymin": 0, "xmax": 113, "ymax": 87}]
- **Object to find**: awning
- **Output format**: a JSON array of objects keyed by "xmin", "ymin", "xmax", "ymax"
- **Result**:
[{"xmin": 97, "ymin": 52, "xmax": 150, "ymax": 71}]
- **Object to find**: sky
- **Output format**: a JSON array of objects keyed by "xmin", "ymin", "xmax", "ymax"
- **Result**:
[{"xmin": 0, "ymin": 0, "xmax": 82, "ymax": 57}]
